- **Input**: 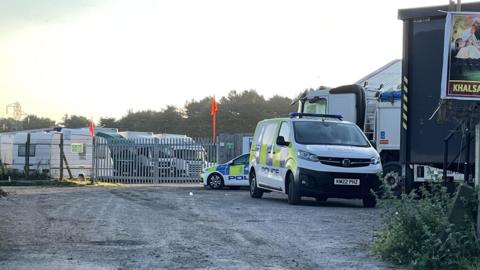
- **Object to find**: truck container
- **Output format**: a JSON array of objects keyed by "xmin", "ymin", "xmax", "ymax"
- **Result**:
[{"xmin": 398, "ymin": 3, "xmax": 479, "ymax": 190}]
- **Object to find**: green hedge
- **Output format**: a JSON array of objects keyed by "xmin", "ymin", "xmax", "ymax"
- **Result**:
[
  {"xmin": 0, "ymin": 165, "xmax": 49, "ymax": 180},
  {"xmin": 374, "ymin": 185, "xmax": 480, "ymax": 269}
]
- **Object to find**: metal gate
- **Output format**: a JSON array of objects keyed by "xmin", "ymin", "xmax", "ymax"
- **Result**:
[{"xmin": 92, "ymin": 137, "xmax": 217, "ymax": 183}]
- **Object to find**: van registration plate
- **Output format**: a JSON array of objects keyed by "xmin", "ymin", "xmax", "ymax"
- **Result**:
[{"xmin": 334, "ymin": 178, "xmax": 360, "ymax": 186}]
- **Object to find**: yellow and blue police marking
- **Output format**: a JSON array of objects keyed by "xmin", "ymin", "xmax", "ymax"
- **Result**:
[{"xmin": 203, "ymin": 161, "xmax": 249, "ymax": 183}]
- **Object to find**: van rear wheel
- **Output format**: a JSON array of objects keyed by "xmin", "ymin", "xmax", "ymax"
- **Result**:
[
  {"xmin": 383, "ymin": 162, "xmax": 403, "ymax": 197},
  {"xmin": 249, "ymin": 171, "xmax": 263, "ymax": 198},
  {"xmin": 287, "ymin": 173, "xmax": 301, "ymax": 205}
]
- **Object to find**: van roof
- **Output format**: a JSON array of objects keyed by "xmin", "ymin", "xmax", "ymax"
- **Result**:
[{"xmin": 257, "ymin": 117, "xmax": 351, "ymax": 125}]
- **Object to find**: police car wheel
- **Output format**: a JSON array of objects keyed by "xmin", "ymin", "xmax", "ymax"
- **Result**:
[
  {"xmin": 249, "ymin": 171, "xmax": 263, "ymax": 198},
  {"xmin": 208, "ymin": 174, "xmax": 224, "ymax": 189},
  {"xmin": 287, "ymin": 173, "xmax": 301, "ymax": 205},
  {"xmin": 315, "ymin": 196, "xmax": 327, "ymax": 202}
]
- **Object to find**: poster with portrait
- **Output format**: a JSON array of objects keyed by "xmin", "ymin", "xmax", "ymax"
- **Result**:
[{"xmin": 441, "ymin": 12, "xmax": 480, "ymax": 100}]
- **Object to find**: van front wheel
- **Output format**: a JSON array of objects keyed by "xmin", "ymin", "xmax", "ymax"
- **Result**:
[
  {"xmin": 287, "ymin": 173, "xmax": 301, "ymax": 205},
  {"xmin": 363, "ymin": 195, "xmax": 377, "ymax": 208},
  {"xmin": 249, "ymin": 171, "xmax": 263, "ymax": 199}
]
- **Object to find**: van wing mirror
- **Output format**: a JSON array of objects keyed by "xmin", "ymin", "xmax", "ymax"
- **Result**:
[{"xmin": 276, "ymin": 136, "xmax": 290, "ymax": 146}]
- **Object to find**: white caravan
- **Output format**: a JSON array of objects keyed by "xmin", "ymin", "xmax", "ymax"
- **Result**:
[
  {"xmin": 0, "ymin": 133, "xmax": 15, "ymax": 167},
  {"xmin": 1, "ymin": 128, "xmax": 117, "ymax": 179},
  {"xmin": 5, "ymin": 129, "xmax": 92, "ymax": 178},
  {"xmin": 119, "ymin": 131, "xmax": 154, "ymax": 139}
]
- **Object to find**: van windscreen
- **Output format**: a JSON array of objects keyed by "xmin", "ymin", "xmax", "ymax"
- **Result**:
[{"xmin": 293, "ymin": 121, "xmax": 369, "ymax": 147}]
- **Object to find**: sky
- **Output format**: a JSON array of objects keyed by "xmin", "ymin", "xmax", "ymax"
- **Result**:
[{"xmin": 0, "ymin": 0, "xmax": 474, "ymax": 121}]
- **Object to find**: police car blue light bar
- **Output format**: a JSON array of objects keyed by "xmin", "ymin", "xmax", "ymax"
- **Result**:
[{"xmin": 288, "ymin": 112, "xmax": 343, "ymax": 120}]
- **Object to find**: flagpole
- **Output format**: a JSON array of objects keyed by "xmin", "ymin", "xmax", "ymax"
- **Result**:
[
  {"xmin": 211, "ymin": 96, "xmax": 217, "ymax": 144},
  {"xmin": 89, "ymin": 118, "xmax": 95, "ymax": 184},
  {"xmin": 213, "ymin": 113, "xmax": 216, "ymax": 144}
]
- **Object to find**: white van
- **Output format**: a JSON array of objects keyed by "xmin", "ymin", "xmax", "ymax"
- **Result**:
[{"xmin": 248, "ymin": 113, "xmax": 382, "ymax": 207}]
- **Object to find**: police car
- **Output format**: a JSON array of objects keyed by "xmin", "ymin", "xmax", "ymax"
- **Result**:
[
  {"xmin": 248, "ymin": 113, "xmax": 382, "ymax": 207},
  {"xmin": 202, "ymin": 153, "xmax": 250, "ymax": 189}
]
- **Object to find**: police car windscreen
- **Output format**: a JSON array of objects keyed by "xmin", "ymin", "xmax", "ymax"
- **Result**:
[{"xmin": 293, "ymin": 121, "xmax": 369, "ymax": 147}]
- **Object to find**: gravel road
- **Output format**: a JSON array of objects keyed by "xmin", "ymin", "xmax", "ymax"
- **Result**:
[{"xmin": 0, "ymin": 185, "xmax": 395, "ymax": 269}]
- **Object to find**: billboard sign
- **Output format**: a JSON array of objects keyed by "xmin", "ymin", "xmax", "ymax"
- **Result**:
[{"xmin": 441, "ymin": 12, "xmax": 480, "ymax": 100}]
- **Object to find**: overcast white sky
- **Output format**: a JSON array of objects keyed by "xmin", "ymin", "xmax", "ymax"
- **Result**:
[{"xmin": 0, "ymin": 0, "xmax": 473, "ymax": 121}]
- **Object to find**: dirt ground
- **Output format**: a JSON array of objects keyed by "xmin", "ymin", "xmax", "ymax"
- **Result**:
[{"xmin": 0, "ymin": 185, "xmax": 395, "ymax": 269}]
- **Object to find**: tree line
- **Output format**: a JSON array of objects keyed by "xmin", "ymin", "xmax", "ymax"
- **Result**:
[{"xmin": 0, "ymin": 90, "xmax": 295, "ymax": 137}]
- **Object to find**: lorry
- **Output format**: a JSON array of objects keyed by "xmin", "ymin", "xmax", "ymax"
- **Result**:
[
  {"xmin": 397, "ymin": 2, "xmax": 478, "ymax": 191},
  {"xmin": 294, "ymin": 2, "xmax": 480, "ymax": 193},
  {"xmin": 294, "ymin": 83, "xmax": 405, "ymax": 192}
]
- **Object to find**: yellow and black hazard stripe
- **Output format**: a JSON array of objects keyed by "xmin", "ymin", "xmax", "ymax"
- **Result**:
[{"xmin": 402, "ymin": 76, "xmax": 408, "ymax": 131}]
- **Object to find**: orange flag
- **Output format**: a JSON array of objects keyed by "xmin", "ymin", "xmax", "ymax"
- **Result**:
[
  {"xmin": 211, "ymin": 96, "xmax": 217, "ymax": 143},
  {"xmin": 89, "ymin": 119, "xmax": 95, "ymax": 138}
]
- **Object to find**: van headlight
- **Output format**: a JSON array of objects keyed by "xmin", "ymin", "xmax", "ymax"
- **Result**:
[
  {"xmin": 370, "ymin": 156, "xmax": 381, "ymax": 165},
  {"xmin": 298, "ymin": 150, "xmax": 318, "ymax": 162}
]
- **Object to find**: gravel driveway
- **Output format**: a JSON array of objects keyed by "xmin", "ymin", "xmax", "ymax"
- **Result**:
[{"xmin": 0, "ymin": 185, "xmax": 394, "ymax": 269}]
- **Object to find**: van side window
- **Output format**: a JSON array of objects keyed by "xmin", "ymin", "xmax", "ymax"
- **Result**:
[
  {"xmin": 278, "ymin": 122, "xmax": 290, "ymax": 144},
  {"xmin": 261, "ymin": 123, "xmax": 277, "ymax": 146},
  {"xmin": 253, "ymin": 123, "xmax": 265, "ymax": 145}
]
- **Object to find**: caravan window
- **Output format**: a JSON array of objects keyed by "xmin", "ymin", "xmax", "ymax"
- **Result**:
[
  {"xmin": 18, "ymin": 145, "xmax": 36, "ymax": 157},
  {"xmin": 304, "ymin": 98, "xmax": 327, "ymax": 114},
  {"xmin": 71, "ymin": 143, "xmax": 86, "ymax": 155}
]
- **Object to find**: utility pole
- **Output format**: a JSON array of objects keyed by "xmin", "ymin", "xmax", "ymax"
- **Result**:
[
  {"xmin": 5, "ymin": 102, "xmax": 26, "ymax": 121},
  {"xmin": 24, "ymin": 133, "xmax": 31, "ymax": 178},
  {"xmin": 59, "ymin": 133, "xmax": 64, "ymax": 181},
  {"xmin": 465, "ymin": 119, "xmax": 471, "ymax": 184},
  {"xmin": 449, "ymin": 0, "xmax": 461, "ymax": 11},
  {"xmin": 476, "ymin": 124, "xmax": 480, "ymax": 237}
]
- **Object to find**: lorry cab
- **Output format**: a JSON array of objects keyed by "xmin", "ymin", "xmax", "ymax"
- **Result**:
[
  {"xmin": 248, "ymin": 113, "xmax": 382, "ymax": 207},
  {"xmin": 295, "ymin": 84, "xmax": 406, "ymax": 194},
  {"xmin": 297, "ymin": 85, "xmax": 366, "ymax": 130}
]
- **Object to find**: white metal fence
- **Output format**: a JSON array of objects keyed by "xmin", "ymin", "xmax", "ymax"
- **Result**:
[{"xmin": 92, "ymin": 137, "xmax": 217, "ymax": 183}]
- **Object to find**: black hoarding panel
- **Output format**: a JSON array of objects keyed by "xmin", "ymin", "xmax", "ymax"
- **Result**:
[
  {"xmin": 401, "ymin": 6, "xmax": 477, "ymax": 166},
  {"xmin": 409, "ymin": 17, "xmax": 454, "ymax": 164}
]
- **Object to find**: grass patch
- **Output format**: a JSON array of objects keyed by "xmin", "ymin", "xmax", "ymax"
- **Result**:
[
  {"xmin": 0, "ymin": 167, "xmax": 49, "ymax": 181},
  {"xmin": 61, "ymin": 179, "xmax": 123, "ymax": 187},
  {"xmin": 0, "ymin": 179, "xmax": 122, "ymax": 187}
]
